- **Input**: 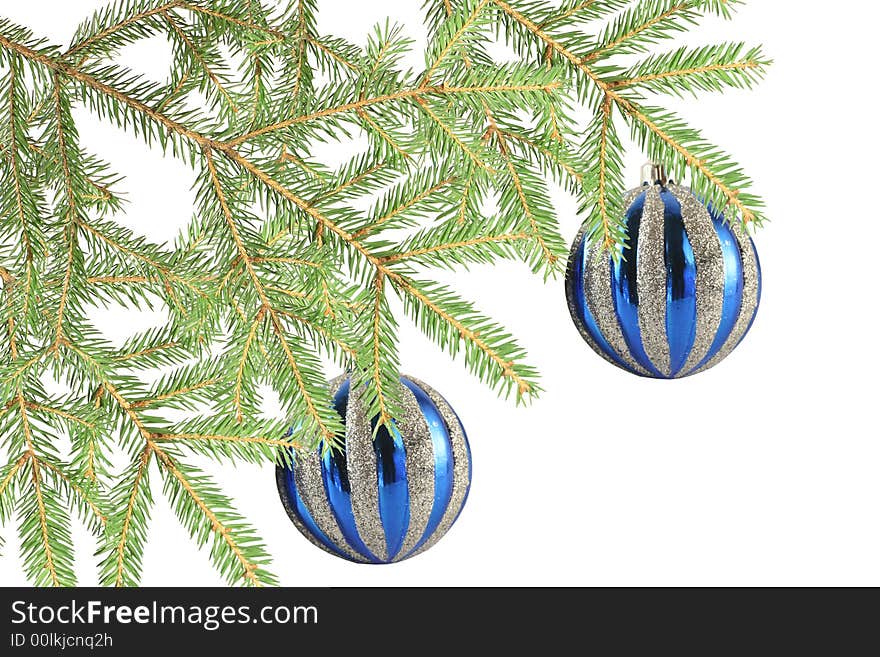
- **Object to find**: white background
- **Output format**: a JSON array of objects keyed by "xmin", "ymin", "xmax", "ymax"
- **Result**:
[{"xmin": 2, "ymin": 0, "xmax": 879, "ymax": 587}]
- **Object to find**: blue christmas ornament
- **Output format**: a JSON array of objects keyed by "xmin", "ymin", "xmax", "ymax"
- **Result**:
[
  {"xmin": 566, "ymin": 167, "xmax": 761, "ymax": 378},
  {"xmin": 277, "ymin": 375, "xmax": 472, "ymax": 563}
]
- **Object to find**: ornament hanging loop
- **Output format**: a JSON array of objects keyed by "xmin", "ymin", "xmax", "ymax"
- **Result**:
[{"xmin": 641, "ymin": 162, "xmax": 668, "ymax": 186}]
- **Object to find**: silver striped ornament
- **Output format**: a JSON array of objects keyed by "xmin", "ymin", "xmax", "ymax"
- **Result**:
[
  {"xmin": 566, "ymin": 177, "xmax": 762, "ymax": 379},
  {"xmin": 277, "ymin": 375, "xmax": 471, "ymax": 563}
]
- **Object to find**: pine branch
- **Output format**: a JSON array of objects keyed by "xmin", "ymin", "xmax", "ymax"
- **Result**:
[
  {"xmin": 353, "ymin": 174, "xmax": 457, "ymax": 239},
  {"xmin": 154, "ymin": 432, "xmax": 300, "ymax": 454},
  {"xmin": 285, "ymin": 0, "xmax": 317, "ymax": 111},
  {"xmin": 10, "ymin": 393, "xmax": 76, "ymax": 586},
  {"xmin": 101, "ymin": 445, "xmax": 153, "ymax": 587},
  {"xmin": 0, "ymin": 454, "xmax": 27, "ymax": 502},
  {"xmin": 229, "ymin": 80, "xmax": 561, "ymax": 147},
  {"xmin": 609, "ymin": 43, "xmax": 770, "ymax": 96},
  {"xmin": 623, "ymin": 101, "xmax": 765, "ymax": 225},
  {"xmin": 583, "ymin": 95, "xmax": 627, "ymax": 249},
  {"xmin": 181, "ymin": 1, "xmax": 284, "ymax": 40},
  {"xmin": 0, "ymin": 453, "xmax": 28, "ymax": 554},
  {"xmin": 395, "ymin": 277, "xmax": 538, "ymax": 399},
  {"xmin": 537, "ymin": 1, "xmax": 630, "ymax": 29},
  {"xmin": 356, "ymin": 271, "xmax": 401, "ymax": 427},
  {"xmin": 0, "ymin": 0, "xmax": 765, "ymax": 586},
  {"xmin": 497, "ymin": 146, "xmax": 565, "ymax": 272},
  {"xmin": 307, "ymin": 34, "xmax": 362, "ymax": 74},
  {"xmin": 153, "ymin": 442, "xmax": 275, "ymax": 586},
  {"xmin": 355, "ymin": 107, "xmax": 413, "ymax": 161},
  {"xmin": 0, "ymin": 59, "xmax": 43, "ymax": 354},
  {"xmin": 202, "ymin": 150, "xmax": 343, "ymax": 444},
  {"xmin": 19, "ymin": 457, "xmax": 76, "ymax": 586},
  {"xmin": 38, "ymin": 456, "xmax": 108, "ymax": 531},
  {"xmin": 490, "ymin": 0, "xmax": 765, "ymax": 228},
  {"xmin": 587, "ymin": 0, "xmax": 701, "ymax": 62},
  {"xmin": 160, "ymin": 8, "xmax": 238, "ymax": 115},
  {"xmin": 423, "ymin": 0, "xmax": 490, "ymax": 83},
  {"xmin": 498, "ymin": 128, "xmax": 585, "ymax": 192},
  {"xmin": 381, "ymin": 222, "xmax": 532, "ymax": 269},
  {"xmin": 414, "ymin": 95, "xmax": 490, "ymax": 170}
]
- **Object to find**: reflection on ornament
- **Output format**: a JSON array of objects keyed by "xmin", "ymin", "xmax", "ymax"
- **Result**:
[
  {"xmin": 277, "ymin": 375, "xmax": 471, "ymax": 563},
  {"xmin": 566, "ymin": 174, "xmax": 761, "ymax": 378}
]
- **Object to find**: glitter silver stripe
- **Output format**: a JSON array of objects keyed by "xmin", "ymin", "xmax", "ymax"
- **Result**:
[
  {"xmin": 294, "ymin": 448, "xmax": 368, "ymax": 563},
  {"xmin": 275, "ymin": 467, "xmax": 340, "ymax": 560},
  {"xmin": 693, "ymin": 224, "xmax": 760, "ymax": 374},
  {"xmin": 565, "ymin": 221, "xmax": 612, "ymax": 365},
  {"xmin": 344, "ymin": 382, "xmax": 388, "ymax": 561},
  {"xmin": 566, "ymin": 188, "xmax": 649, "ymax": 373},
  {"xmin": 637, "ymin": 185, "xmax": 671, "ymax": 376},
  {"xmin": 622, "ymin": 186, "xmax": 644, "ymax": 213},
  {"xmin": 585, "ymin": 243, "xmax": 651, "ymax": 376},
  {"xmin": 670, "ymin": 185, "xmax": 724, "ymax": 376},
  {"xmin": 281, "ymin": 376, "xmax": 368, "ymax": 563},
  {"xmin": 405, "ymin": 377, "xmax": 470, "ymax": 560},
  {"xmin": 392, "ymin": 381, "xmax": 436, "ymax": 561}
]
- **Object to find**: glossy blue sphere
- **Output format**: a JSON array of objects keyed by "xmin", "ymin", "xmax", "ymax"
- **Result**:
[
  {"xmin": 277, "ymin": 375, "xmax": 471, "ymax": 563},
  {"xmin": 566, "ymin": 183, "xmax": 761, "ymax": 378}
]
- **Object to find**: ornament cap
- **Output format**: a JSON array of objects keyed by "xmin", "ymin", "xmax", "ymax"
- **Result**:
[{"xmin": 642, "ymin": 162, "xmax": 668, "ymax": 186}]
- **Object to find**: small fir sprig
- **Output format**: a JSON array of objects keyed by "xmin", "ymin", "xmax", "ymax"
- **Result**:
[{"xmin": 0, "ymin": 0, "xmax": 768, "ymax": 586}]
